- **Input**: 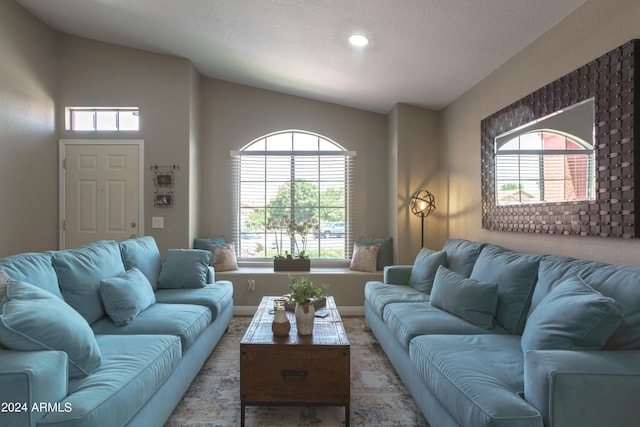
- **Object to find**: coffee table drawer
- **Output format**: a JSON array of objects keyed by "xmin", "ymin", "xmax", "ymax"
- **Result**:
[{"xmin": 241, "ymin": 344, "xmax": 350, "ymax": 403}]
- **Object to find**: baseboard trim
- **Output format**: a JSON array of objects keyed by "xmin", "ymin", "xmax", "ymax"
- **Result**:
[{"xmin": 233, "ymin": 305, "xmax": 364, "ymax": 317}]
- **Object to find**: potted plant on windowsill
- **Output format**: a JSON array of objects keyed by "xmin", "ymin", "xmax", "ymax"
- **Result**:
[
  {"xmin": 287, "ymin": 276, "xmax": 329, "ymax": 335},
  {"xmin": 268, "ymin": 215, "xmax": 317, "ymax": 271}
]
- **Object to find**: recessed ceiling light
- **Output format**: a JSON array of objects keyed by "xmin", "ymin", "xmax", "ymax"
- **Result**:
[{"xmin": 348, "ymin": 34, "xmax": 369, "ymax": 47}]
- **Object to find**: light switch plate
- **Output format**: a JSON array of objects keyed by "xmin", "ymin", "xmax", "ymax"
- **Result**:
[{"xmin": 151, "ymin": 216, "xmax": 164, "ymax": 229}]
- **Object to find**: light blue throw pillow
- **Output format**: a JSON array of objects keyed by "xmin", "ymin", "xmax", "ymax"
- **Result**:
[
  {"xmin": 408, "ymin": 248, "xmax": 447, "ymax": 293},
  {"xmin": 442, "ymin": 238, "xmax": 486, "ymax": 277},
  {"xmin": 193, "ymin": 236, "xmax": 226, "ymax": 250},
  {"xmin": 430, "ymin": 266, "xmax": 498, "ymax": 329},
  {"xmin": 359, "ymin": 236, "xmax": 393, "ymax": 270},
  {"xmin": 0, "ymin": 281, "xmax": 102, "ymax": 378},
  {"xmin": 470, "ymin": 245, "xmax": 541, "ymax": 335},
  {"xmin": 521, "ymin": 278, "xmax": 623, "ymax": 352},
  {"xmin": 157, "ymin": 249, "xmax": 211, "ymax": 289},
  {"xmin": 53, "ymin": 240, "xmax": 126, "ymax": 324},
  {"xmin": 100, "ymin": 268, "xmax": 156, "ymax": 326},
  {"xmin": 119, "ymin": 236, "xmax": 163, "ymax": 290}
]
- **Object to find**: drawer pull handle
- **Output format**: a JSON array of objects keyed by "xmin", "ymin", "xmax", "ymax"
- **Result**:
[{"xmin": 281, "ymin": 369, "xmax": 308, "ymax": 379}]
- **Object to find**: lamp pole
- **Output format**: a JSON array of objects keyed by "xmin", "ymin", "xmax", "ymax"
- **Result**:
[{"xmin": 410, "ymin": 190, "xmax": 436, "ymax": 249}]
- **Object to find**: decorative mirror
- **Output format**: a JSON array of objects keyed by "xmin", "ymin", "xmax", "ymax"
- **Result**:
[{"xmin": 481, "ymin": 40, "xmax": 638, "ymax": 238}]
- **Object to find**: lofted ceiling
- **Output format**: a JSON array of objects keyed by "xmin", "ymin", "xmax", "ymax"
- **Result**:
[{"xmin": 17, "ymin": 0, "xmax": 586, "ymax": 114}]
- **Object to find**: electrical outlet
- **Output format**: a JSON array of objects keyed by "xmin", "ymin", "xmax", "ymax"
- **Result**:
[{"xmin": 247, "ymin": 279, "xmax": 255, "ymax": 292}]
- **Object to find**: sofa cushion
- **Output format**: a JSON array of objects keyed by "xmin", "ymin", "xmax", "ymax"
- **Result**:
[
  {"xmin": 99, "ymin": 268, "xmax": 156, "ymax": 326},
  {"xmin": 359, "ymin": 236, "xmax": 393, "ymax": 270},
  {"xmin": 410, "ymin": 334, "xmax": 541, "ymax": 427},
  {"xmin": 442, "ymin": 238, "xmax": 486, "ymax": 277},
  {"xmin": 350, "ymin": 242, "xmax": 381, "ymax": 272},
  {"xmin": 0, "ymin": 281, "xmax": 102, "ymax": 379},
  {"xmin": 207, "ymin": 242, "xmax": 239, "ymax": 271},
  {"xmin": 430, "ymin": 266, "xmax": 498, "ymax": 329},
  {"xmin": 158, "ymin": 249, "xmax": 211, "ymax": 289},
  {"xmin": 119, "ymin": 236, "xmax": 163, "ymax": 290},
  {"xmin": 38, "ymin": 334, "xmax": 181, "ymax": 427},
  {"xmin": 53, "ymin": 240, "xmax": 125, "ymax": 324},
  {"xmin": 0, "ymin": 252, "xmax": 63, "ymax": 299},
  {"xmin": 470, "ymin": 245, "xmax": 541, "ymax": 335},
  {"xmin": 530, "ymin": 255, "xmax": 599, "ymax": 312},
  {"xmin": 363, "ymin": 281, "xmax": 430, "ymax": 319},
  {"xmin": 193, "ymin": 236, "xmax": 226, "ymax": 250},
  {"xmin": 580, "ymin": 265, "xmax": 640, "ymax": 350},
  {"xmin": 91, "ymin": 303, "xmax": 211, "ymax": 352},
  {"xmin": 407, "ymin": 248, "xmax": 447, "ymax": 293},
  {"xmin": 383, "ymin": 302, "xmax": 509, "ymax": 351},
  {"xmin": 522, "ymin": 278, "xmax": 622, "ymax": 352},
  {"xmin": 154, "ymin": 280, "xmax": 234, "ymax": 320},
  {"xmin": 532, "ymin": 255, "xmax": 640, "ymax": 350}
]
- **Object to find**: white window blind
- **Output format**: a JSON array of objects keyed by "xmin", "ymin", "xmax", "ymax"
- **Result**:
[
  {"xmin": 231, "ymin": 130, "xmax": 355, "ymax": 260},
  {"xmin": 495, "ymin": 131, "xmax": 595, "ymax": 205}
]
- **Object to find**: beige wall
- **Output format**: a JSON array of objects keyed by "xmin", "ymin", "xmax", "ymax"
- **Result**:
[
  {"xmin": 199, "ymin": 79, "xmax": 389, "ymax": 244},
  {"xmin": 390, "ymin": 104, "xmax": 445, "ymax": 263},
  {"xmin": 441, "ymin": 0, "xmax": 640, "ymax": 266},
  {"xmin": 0, "ymin": 1, "xmax": 57, "ymax": 257},
  {"xmin": 56, "ymin": 34, "xmax": 197, "ymax": 254},
  {"xmin": 3, "ymin": 0, "xmax": 640, "ymax": 272}
]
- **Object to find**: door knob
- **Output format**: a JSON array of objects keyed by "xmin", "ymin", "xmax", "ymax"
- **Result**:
[
  {"xmin": 129, "ymin": 234, "xmax": 137, "ymax": 239},
  {"xmin": 130, "ymin": 222, "xmax": 137, "ymax": 228}
]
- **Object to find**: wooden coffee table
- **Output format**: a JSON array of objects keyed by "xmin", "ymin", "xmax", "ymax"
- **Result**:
[{"xmin": 240, "ymin": 296, "xmax": 350, "ymax": 426}]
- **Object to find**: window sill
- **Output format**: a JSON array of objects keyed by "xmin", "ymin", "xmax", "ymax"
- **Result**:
[{"xmin": 217, "ymin": 266, "xmax": 383, "ymax": 276}]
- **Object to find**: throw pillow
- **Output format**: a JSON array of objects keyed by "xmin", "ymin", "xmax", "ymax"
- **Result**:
[
  {"xmin": 157, "ymin": 249, "xmax": 211, "ymax": 289},
  {"xmin": 0, "ymin": 281, "xmax": 102, "ymax": 378},
  {"xmin": 100, "ymin": 268, "xmax": 156, "ymax": 326},
  {"xmin": 53, "ymin": 240, "xmax": 125, "ymax": 325},
  {"xmin": 521, "ymin": 278, "xmax": 623, "ymax": 352},
  {"xmin": 359, "ymin": 236, "xmax": 393, "ymax": 270},
  {"xmin": 441, "ymin": 238, "xmax": 486, "ymax": 277},
  {"xmin": 408, "ymin": 248, "xmax": 447, "ymax": 293},
  {"xmin": 430, "ymin": 266, "xmax": 498, "ymax": 329},
  {"xmin": 207, "ymin": 242, "xmax": 239, "ymax": 272},
  {"xmin": 350, "ymin": 242, "xmax": 381, "ymax": 273},
  {"xmin": 470, "ymin": 245, "xmax": 541, "ymax": 335},
  {"xmin": 119, "ymin": 236, "xmax": 163, "ymax": 290},
  {"xmin": 193, "ymin": 236, "xmax": 226, "ymax": 250}
]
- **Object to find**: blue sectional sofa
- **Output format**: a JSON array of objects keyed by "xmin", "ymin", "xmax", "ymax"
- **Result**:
[
  {"xmin": 0, "ymin": 237, "xmax": 234, "ymax": 427},
  {"xmin": 364, "ymin": 238, "xmax": 640, "ymax": 427}
]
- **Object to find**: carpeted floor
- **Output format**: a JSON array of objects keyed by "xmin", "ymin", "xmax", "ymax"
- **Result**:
[{"xmin": 165, "ymin": 316, "xmax": 430, "ymax": 427}]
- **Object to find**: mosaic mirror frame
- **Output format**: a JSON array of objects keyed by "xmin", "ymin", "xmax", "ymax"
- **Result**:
[{"xmin": 481, "ymin": 40, "xmax": 639, "ymax": 238}]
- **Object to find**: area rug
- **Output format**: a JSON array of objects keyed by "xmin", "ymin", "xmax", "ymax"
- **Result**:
[{"xmin": 165, "ymin": 316, "xmax": 430, "ymax": 426}]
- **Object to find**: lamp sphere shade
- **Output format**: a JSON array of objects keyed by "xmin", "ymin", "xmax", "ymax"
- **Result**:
[{"xmin": 410, "ymin": 190, "xmax": 436, "ymax": 218}]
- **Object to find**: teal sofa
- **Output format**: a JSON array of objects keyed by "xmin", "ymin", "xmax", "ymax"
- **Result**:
[
  {"xmin": 364, "ymin": 238, "xmax": 640, "ymax": 427},
  {"xmin": 0, "ymin": 236, "xmax": 234, "ymax": 427}
]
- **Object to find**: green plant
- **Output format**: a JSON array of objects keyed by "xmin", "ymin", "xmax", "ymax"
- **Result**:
[
  {"xmin": 287, "ymin": 276, "xmax": 329, "ymax": 304},
  {"xmin": 267, "ymin": 214, "xmax": 318, "ymax": 259}
]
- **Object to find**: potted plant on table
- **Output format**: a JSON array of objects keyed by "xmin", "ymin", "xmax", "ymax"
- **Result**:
[{"xmin": 287, "ymin": 276, "xmax": 329, "ymax": 335}]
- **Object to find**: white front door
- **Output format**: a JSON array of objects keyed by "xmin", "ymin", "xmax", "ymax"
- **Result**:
[{"xmin": 60, "ymin": 140, "xmax": 144, "ymax": 249}]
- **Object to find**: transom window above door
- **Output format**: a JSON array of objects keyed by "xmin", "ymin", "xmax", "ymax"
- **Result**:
[
  {"xmin": 231, "ymin": 130, "xmax": 356, "ymax": 260},
  {"xmin": 66, "ymin": 107, "xmax": 140, "ymax": 131}
]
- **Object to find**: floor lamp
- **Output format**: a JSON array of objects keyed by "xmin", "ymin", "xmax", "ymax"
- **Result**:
[{"xmin": 410, "ymin": 190, "xmax": 436, "ymax": 248}]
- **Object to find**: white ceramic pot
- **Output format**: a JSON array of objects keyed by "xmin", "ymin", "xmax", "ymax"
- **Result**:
[{"xmin": 295, "ymin": 302, "xmax": 315, "ymax": 335}]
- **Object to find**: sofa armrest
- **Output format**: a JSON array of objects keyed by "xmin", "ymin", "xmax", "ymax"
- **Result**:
[
  {"xmin": 525, "ymin": 349, "xmax": 640, "ymax": 427},
  {"xmin": 207, "ymin": 266, "xmax": 216, "ymax": 283},
  {"xmin": 0, "ymin": 350, "xmax": 68, "ymax": 427},
  {"xmin": 383, "ymin": 265, "xmax": 412, "ymax": 285}
]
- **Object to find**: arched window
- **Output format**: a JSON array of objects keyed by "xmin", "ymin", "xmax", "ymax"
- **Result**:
[
  {"xmin": 231, "ymin": 130, "xmax": 355, "ymax": 260},
  {"xmin": 495, "ymin": 129, "xmax": 595, "ymax": 205}
]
